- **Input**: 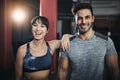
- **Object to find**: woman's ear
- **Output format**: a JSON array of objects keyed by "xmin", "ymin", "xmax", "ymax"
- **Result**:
[{"xmin": 46, "ymin": 29, "xmax": 49, "ymax": 33}]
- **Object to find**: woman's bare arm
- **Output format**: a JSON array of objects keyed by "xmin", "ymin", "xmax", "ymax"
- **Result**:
[
  {"xmin": 15, "ymin": 46, "xmax": 25, "ymax": 80},
  {"xmin": 48, "ymin": 34, "xmax": 73, "ymax": 53},
  {"xmin": 61, "ymin": 34, "xmax": 73, "ymax": 51}
]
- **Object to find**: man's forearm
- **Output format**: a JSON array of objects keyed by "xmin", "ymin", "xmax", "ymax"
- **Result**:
[
  {"xmin": 113, "ymin": 70, "xmax": 119, "ymax": 80},
  {"xmin": 109, "ymin": 67, "xmax": 119, "ymax": 80}
]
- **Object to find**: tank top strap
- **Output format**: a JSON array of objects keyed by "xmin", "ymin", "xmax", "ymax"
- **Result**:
[
  {"xmin": 26, "ymin": 42, "xmax": 30, "ymax": 54},
  {"xmin": 46, "ymin": 42, "xmax": 52, "ymax": 54}
]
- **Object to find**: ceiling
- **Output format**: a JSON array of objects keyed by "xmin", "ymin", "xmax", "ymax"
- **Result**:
[
  {"xmin": 13, "ymin": 0, "xmax": 120, "ymax": 20},
  {"xmin": 58, "ymin": 0, "xmax": 120, "ymax": 19}
]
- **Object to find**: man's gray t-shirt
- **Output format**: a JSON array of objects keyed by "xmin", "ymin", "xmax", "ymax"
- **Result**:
[{"xmin": 60, "ymin": 32, "xmax": 117, "ymax": 80}]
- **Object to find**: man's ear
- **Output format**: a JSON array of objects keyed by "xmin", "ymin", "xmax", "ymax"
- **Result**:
[{"xmin": 92, "ymin": 16, "xmax": 95, "ymax": 22}]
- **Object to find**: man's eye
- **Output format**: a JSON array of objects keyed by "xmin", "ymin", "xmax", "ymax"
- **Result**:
[
  {"xmin": 77, "ymin": 17, "xmax": 82, "ymax": 20},
  {"xmin": 86, "ymin": 16, "xmax": 90, "ymax": 19}
]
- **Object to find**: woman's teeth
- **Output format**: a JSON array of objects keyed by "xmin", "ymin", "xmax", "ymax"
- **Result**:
[{"xmin": 36, "ymin": 32, "xmax": 41, "ymax": 35}]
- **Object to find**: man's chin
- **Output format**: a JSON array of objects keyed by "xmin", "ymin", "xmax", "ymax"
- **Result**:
[
  {"xmin": 79, "ymin": 30, "xmax": 87, "ymax": 34},
  {"xmin": 79, "ymin": 32, "xmax": 86, "ymax": 34}
]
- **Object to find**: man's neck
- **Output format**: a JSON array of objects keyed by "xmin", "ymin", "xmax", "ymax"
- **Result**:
[{"xmin": 78, "ymin": 30, "xmax": 94, "ymax": 40}]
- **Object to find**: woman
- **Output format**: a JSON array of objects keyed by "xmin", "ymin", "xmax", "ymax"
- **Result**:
[{"xmin": 15, "ymin": 16, "xmax": 71, "ymax": 80}]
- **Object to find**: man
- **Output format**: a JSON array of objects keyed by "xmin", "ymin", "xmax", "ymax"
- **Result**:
[{"xmin": 58, "ymin": 3, "xmax": 119, "ymax": 80}]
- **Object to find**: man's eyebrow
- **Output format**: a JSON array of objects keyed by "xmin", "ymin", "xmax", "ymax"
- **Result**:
[{"xmin": 77, "ymin": 16, "xmax": 82, "ymax": 18}]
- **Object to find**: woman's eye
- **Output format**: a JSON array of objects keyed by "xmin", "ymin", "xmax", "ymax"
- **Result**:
[
  {"xmin": 33, "ymin": 24, "xmax": 37, "ymax": 27},
  {"xmin": 41, "ymin": 25, "xmax": 44, "ymax": 27},
  {"xmin": 41, "ymin": 25, "xmax": 45, "ymax": 27}
]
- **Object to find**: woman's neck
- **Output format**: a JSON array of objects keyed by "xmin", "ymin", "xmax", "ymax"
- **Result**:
[{"xmin": 32, "ymin": 39, "xmax": 46, "ymax": 47}]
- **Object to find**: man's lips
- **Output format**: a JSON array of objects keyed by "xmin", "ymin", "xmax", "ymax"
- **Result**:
[{"xmin": 80, "ymin": 25, "xmax": 87, "ymax": 29}]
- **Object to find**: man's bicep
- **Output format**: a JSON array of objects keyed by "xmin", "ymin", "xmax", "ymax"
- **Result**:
[
  {"xmin": 106, "ymin": 54, "xmax": 119, "ymax": 70},
  {"xmin": 59, "ymin": 50, "xmax": 69, "ymax": 70},
  {"xmin": 106, "ymin": 54, "xmax": 119, "ymax": 80},
  {"xmin": 59, "ymin": 57, "xmax": 69, "ymax": 70},
  {"xmin": 58, "ymin": 57, "xmax": 69, "ymax": 80}
]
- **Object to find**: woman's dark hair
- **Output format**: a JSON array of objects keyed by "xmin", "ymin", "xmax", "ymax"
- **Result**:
[
  {"xmin": 31, "ymin": 16, "xmax": 49, "ymax": 30},
  {"xmin": 73, "ymin": 3, "xmax": 93, "ymax": 16}
]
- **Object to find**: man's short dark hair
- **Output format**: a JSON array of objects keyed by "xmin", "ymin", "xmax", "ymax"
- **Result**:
[{"xmin": 73, "ymin": 3, "xmax": 93, "ymax": 16}]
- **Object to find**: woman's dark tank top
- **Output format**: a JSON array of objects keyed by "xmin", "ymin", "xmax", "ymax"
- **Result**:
[{"xmin": 23, "ymin": 42, "xmax": 52, "ymax": 72}]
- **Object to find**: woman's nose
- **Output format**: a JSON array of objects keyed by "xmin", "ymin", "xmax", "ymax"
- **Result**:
[{"xmin": 36, "ymin": 26, "xmax": 41, "ymax": 30}]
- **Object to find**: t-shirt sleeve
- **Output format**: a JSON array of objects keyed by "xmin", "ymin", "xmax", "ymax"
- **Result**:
[
  {"xmin": 106, "ymin": 37, "xmax": 117, "ymax": 56},
  {"xmin": 59, "ymin": 48, "xmax": 68, "ymax": 58}
]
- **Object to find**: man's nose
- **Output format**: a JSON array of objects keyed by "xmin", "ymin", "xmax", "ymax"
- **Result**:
[{"xmin": 82, "ymin": 18, "xmax": 86, "ymax": 23}]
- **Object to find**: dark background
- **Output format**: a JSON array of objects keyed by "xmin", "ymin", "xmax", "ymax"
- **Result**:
[{"xmin": 0, "ymin": 0, "xmax": 120, "ymax": 80}]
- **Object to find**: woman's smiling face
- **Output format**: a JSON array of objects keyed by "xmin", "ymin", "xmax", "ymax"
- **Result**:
[{"xmin": 32, "ymin": 19, "xmax": 48, "ymax": 40}]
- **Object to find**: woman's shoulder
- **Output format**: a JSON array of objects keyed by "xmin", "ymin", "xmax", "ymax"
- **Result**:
[
  {"xmin": 17, "ymin": 42, "xmax": 29, "ymax": 57},
  {"xmin": 18, "ymin": 43, "xmax": 28, "ymax": 50}
]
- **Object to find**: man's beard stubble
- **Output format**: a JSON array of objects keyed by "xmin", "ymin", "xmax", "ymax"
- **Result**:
[{"xmin": 77, "ymin": 23, "xmax": 93, "ymax": 34}]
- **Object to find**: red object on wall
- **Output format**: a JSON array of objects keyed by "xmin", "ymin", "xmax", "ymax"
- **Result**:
[
  {"xmin": 0, "ymin": 0, "xmax": 12, "ymax": 68},
  {"xmin": 40, "ymin": 0, "xmax": 57, "ymax": 72}
]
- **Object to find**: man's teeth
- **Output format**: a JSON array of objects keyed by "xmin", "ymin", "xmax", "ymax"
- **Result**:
[{"xmin": 81, "ymin": 25, "xmax": 87, "ymax": 28}]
